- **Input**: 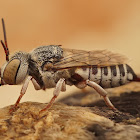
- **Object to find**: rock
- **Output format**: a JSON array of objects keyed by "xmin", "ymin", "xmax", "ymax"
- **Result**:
[
  {"xmin": 0, "ymin": 101, "xmax": 140, "ymax": 140},
  {"xmin": 0, "ymin": 82, "xmax": 140, "ymax": 139},
  {"xmin": 60, "ymin": 82, "xmax": 140, "ymax": 118}
]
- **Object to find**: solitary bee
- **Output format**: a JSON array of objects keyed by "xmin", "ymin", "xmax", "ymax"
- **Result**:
[{"xmin": 0, "ymin": 19, "xmax": 140, "ymax": 113}]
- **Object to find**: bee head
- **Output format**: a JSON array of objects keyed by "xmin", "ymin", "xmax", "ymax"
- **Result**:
[
  {"xmin": 1, "ymin": 52, "xmax": 29, "ymax": 85},
  {"xmin": 0, "ymin": 19, "xmax": 29, "ymax": 85}
]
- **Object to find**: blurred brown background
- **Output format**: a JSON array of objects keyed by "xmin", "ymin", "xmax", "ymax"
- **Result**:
[{"xmin": 0, "ymin": 0, "xmax": 140, "ymax": 108}]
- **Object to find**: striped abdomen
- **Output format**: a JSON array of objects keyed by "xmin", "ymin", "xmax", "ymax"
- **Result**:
[{"xmin": 74, "ymin": 64, "xmax": 137, "ymax": 88}]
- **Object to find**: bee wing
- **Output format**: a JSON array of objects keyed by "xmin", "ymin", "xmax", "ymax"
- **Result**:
[{"xmin": 53, "ymin": 48, "xmax": 128, "ymax": 69}]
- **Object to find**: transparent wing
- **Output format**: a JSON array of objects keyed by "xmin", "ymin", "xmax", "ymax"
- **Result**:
[{"xmin": 53, "ymin": 48, "xmax": 128, "ymax": 69}]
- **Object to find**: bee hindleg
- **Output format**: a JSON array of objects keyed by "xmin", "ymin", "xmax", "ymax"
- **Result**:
[
  {"xmin": 9, "ymin": 76, "xmax": 32, "ymax": 113},
  {"xmin": 74, "ymin": 81, "xmax": 89, "ymax": 93},
  {"xmin": 31, "ymin": 78, "xmax": 41, "ymax": 90},
  {"xmin": 39, "ymin": 78, "xmax": 65, "ymax": 113},
  {"xmin": 86, "ymin": 80, "xmax": 116, "ymax": 110},
  {"xmin": 75, "ymin": 81, "xmax": 87, "ymax": 89}
]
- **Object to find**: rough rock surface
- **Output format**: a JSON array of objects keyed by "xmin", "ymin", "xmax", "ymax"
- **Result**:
[{"xmin": 0, "ymin": 82, "xmax": 140, "ymax": 140}]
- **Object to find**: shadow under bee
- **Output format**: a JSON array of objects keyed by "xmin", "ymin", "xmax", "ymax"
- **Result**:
[{"xmin": 59, "ymin": 89, "xmax": 140, "ymax": 123}]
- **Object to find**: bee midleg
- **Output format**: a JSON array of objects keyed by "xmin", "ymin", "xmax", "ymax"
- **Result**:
[
  {"xmin": 31, "ymin": 78, "xmax": 41, "ymax": 90},
  {"xmin": 86, "ymin": 80, "xmax": 116, "ymax": 110},
  {"xmin": 9, "ymin": 76, "xmax": 32, "ymax": 113},
  {"xmin": 61, "ymin": 80, "xmax": 66, "ymax": 92},
  {"xmin": 40, "ymin": 78, "xmax": 65, "ymax": 113}
]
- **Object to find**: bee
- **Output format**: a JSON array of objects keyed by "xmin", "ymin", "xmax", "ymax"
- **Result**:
[{"xmin": 0, "ymin": 19, "xmax": 140, "ymax": 113}]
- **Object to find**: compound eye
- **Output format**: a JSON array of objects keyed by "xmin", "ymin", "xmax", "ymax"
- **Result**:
[{"xmin": 3, "ymin": 59, "xmax": 20, "ymax": 85}]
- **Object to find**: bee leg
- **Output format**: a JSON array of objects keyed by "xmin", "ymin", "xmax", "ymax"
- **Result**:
[
  {"xmin": 61, "ymin": 79, "xmax": 66, "ymax": 92},
  {"xmin": 86, "ymin": 80, "xmax": 116, "ymax": 110},
  {"xmin": 0, "ymin": 79, "xmax": 5, "ymax": 86},
  {"xmin": 31, "ymin": 78, "xmax": 41, "ymax": 90},
  {"xmin": 9, "ymin": 76, "xmax": 32, "ymax": 113},
  {"xmin": 75, "ymin": 81, "xmax": 87, "ymax": 89},
  {"xmin": 39, "ymin": 78, "xmax": 65, "ymax": 113}
]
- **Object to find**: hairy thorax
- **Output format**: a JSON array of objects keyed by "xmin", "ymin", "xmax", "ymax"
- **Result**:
[{"xmin": 40, "ymin": 69, "xmax": 72, "ymax": 89}]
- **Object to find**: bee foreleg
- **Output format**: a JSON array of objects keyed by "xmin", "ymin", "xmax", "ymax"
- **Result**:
[
  {"xmin": 39, "ymin": 78, "xmax": 65, "ymax": 113},
  {"xmin": 31, "ymin": 78, "xmax": 41, "ymax": 90},
  {"xmin": 9, "ymin": 76, "xmax": 32, "ymax": 113},
  {"xmin": 86, "ymin": 80, "xmax": 116, "ymax": 110}
]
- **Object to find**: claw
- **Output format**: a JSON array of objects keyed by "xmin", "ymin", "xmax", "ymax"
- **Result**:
[
  {"xmin": 39, "ymin": 109, "xmax": 46, "ymax": 114},
  {"xmin": 9, "ymin": 105, "xmax": 18, "ymax": 113},
  {"xmin": 39, "ymin": 96, "xmax": 57, "ymax": 114}
]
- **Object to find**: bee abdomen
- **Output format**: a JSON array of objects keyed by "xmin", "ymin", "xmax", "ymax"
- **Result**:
[{"xmin": 74, "ymin": 64, "xmax": 137, "ymax": 88}]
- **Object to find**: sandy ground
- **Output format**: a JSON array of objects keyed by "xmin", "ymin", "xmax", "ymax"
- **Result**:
[{"xmin": 0, "ymin": 1, "xmax": 140, "ymax": 108}]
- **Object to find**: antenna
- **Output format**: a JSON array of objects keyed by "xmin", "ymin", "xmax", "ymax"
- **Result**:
[{"xmin": 1, "ymin": 18, "xmax": 9, "ymax": 61}]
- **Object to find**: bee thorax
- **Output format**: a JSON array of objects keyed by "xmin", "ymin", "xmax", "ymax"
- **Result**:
[
  {"xmin": 41, "ymin": 72, "xmax": 57, "ymax": 88},
  {"xmin": 42, "ymin": 62, "xmax": 53, "ymax": 71},
  {"xmin": 30, "ymin": 45, "xmax": 63, "ymax": 67},
  {"xmin": 40, "ymin": 69, "xmax": 72, "ymax": 89}
]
